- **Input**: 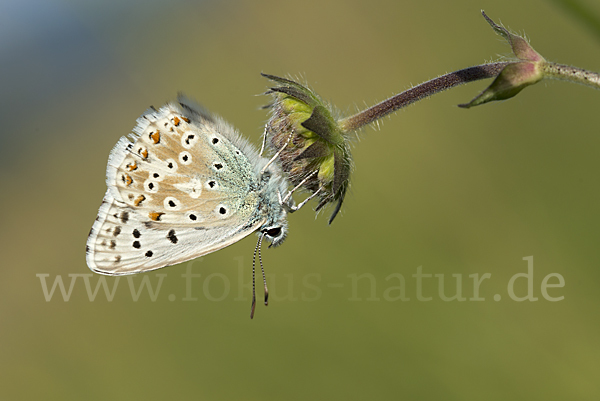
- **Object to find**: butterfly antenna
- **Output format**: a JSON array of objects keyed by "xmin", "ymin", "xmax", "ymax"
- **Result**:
[
  {"xmin": 251, "ymin": 234, "xmax": 262, "ymax": 319},
  {"xmin": 258, "ymin": 234, "xmax": 269, "ymax": 306}
]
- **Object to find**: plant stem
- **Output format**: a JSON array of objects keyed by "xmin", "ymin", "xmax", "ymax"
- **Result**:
[
  {"xmin": 542, "ymin": 63, "xmax": 600, "ymax": 89},
  {"xmin": 338, "ymin": 62, "xmax": 509, "ymax": 132}
]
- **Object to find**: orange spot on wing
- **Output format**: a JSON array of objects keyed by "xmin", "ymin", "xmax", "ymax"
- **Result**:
[
  {"xmin": 127, "ymin": 161, "xmax": 138, "ymax": 171},
  {"xmin": 125, "ymin": 175, "xmax": 133, "ymax": 186},
  {"xmin": 150, "ymin": 130, "xmax": 160, "ymax": 144},
  {"xmin": 173, "ymin": 116, "xmax": 180, "ymax": 126},
  {"xmin": 141, "ymin": 149, "xmax": 149, "ymax": 159},
  {"xmin": 134, "ymin": 195, "xmax": 146, "ymax": 206},
  {"xmin": 182, "ymin": 116, "xmax": 190, "ymax": 123},
  {"xmin": 149, "ymin": 212, "xmax": 164, "ymax": 221}
]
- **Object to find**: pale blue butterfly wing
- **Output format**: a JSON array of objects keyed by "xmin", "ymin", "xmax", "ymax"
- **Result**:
[{"xmin": 86, "ymin": 97, "xmax": 289, "ymax": 275}]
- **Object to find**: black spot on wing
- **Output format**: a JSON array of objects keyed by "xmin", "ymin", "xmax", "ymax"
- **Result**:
[{"xmin": 167, "ymin": 229, "xmax": 178, "ymax": 244}]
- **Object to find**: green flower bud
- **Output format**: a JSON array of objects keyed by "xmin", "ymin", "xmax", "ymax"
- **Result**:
[{"xmin": 262, "ymin": 74, "xmax": 352, "ymax": 224}]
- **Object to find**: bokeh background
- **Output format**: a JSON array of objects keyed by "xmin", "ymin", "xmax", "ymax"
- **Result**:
[{"xmin": 2, "ymin": 0, "xmax": 600, "ymax": 399}]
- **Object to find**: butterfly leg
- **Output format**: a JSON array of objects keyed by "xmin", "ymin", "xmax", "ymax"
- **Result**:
[
  {"xmin": 259, "ymin": 127, "xmax": 268, "ymax": 157},
  {"xmin": 279, "ymin": 185, "xmax": 323, "ymax": 213},
  {"xmin": 291, "ymin": 187, "xmax": 323, "ymax": 211},
  {"xmin": 260, "ymin": 132, "xmax": 293, "ymax": 175},
  {"xmin": 279, "ymin": 169, "xmax": 318, "ymax": 204}
]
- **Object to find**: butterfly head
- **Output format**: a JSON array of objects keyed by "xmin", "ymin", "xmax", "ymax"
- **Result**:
[{"xmin": 262, "ymin": 225, "xmax": 286, "ymax": 248}]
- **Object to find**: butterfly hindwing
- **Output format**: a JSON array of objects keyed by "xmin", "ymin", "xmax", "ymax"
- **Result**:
[{"xmin": 86, "ymin": 98, "xmax": 268, "ymax": 275}]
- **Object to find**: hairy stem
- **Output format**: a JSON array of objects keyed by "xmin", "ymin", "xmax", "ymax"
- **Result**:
[
  {"xmin": 338, "ymin": 62, "xmax": 509, "ymax": 132},
  {"xmin": 542, "ymin": 63, "xmax": 600, "ymax": 89}
]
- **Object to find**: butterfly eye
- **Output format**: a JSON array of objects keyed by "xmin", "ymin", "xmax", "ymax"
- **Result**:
[{"xmin": 265, "ymin": 227, "xmax": 282, "ymax": 238}]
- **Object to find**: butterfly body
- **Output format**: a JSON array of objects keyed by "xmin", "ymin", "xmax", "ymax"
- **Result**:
[{"xmin": 87, "ymin": 97, "xmax": 289, "ymax": 276}]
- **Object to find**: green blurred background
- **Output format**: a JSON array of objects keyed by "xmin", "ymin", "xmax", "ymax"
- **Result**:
[{"xmin": 2, "ymin": 0, "xmax": 600, "ymax": 399}]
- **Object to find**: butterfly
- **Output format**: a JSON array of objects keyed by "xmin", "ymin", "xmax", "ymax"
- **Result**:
[{"xmin": 86, "ymin": 96, "xmax": 295, "ymax": 317}]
